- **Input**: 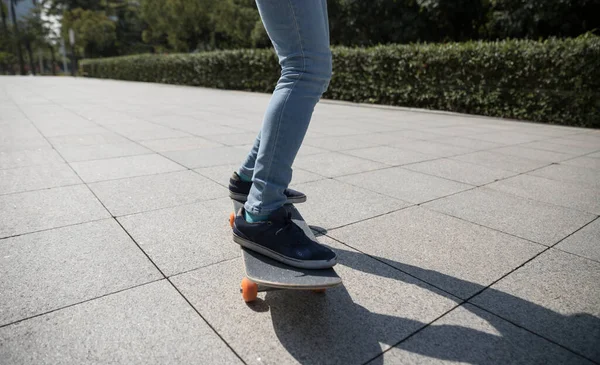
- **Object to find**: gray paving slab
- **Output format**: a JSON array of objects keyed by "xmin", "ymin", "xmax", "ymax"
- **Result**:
[
  {"xmin": 420, "ymin": 125, "xmax": 493, "ymax": 137},
  {"xmin": 295, "ymin": 143, "xmax": 330, "ymax": 156},
  {"xmin": 37, "ymin": 125, "xmax": 108, "ymax": 138},
  {"xmin": 529, "ymin": 163, "xmax": 600, "ymax": 189},
  {"xmin": 487, "ymin": 174, "xmax": 600, "ymax": 215},
  {"xmin": 588, "ymin": 151, "xmax": 600, "ymax": 158},
  {"xmin": 48, "ymin": 132, "xmax": 130, "ymax": 146},
  {"xmin": 172, "ymin": 121, "xmax": 243, "ymax": 136},
  {"xmin": 433, "ymin": 136, "xmax": 504, "ymax": 151},
  {"xmin": 307, "ymin": 124, "xmax": 365, "ymax": 136},
  {"xmin": 545, "ymin": 136, "xmax": 600, "ymax": 149},
  {"xmin": 561, "ymin": 156, "xmax": 600, "ymax": 170},
  {"xmin": 513, "ymin": 125, "xmax": 586, "ymax": 138},
  {"xmin": 329, "ymin": 206, "xmax": 543, "ymax": 298},
  {"xmin": 336, "ymin": 120, "xmax": 403, "ymax": 133},
  {"xmin": 0, "ymin": 280, "xmax": 242, "ymax": 365},
  {"xmin": 0, "ymin": 163, "xmax": 82, "ymax": 195},
  {"xmin": 466, "ymin": 130, "xmax": 546, "ymax": 145},
  {"xmin": 304, "ymin": 134, "xmax": 392, "ymax": 151},
  {"xmin": 404, "ymin": 158, "xmax": 518, "ymax": 186},
  {"xmin": 54, "ymin": 141, "xmax": 151, "ymax": 162},
  {"xmin": 106, "ymin": 123, "xmax": 191, "ymax": 141},
  {"xmin": 0, "ymin": 219, "xmax": 161, "ymax": 325},
  {"xmin": 0, "ymin": 136, "xmax": 52, "ymax": 152},
  {"xmin": 70, "ymin": 153, "xmax": 184, "ymax": 183},
  {"xmin": 202, "ymin": 132, "xmax": 258, "ymax": 146},
  {"xmin": 471, "ymin": 249, "xmax": 600, "ymax": 362},
  {"xmin": 489, "ymin": 145, "xmax": 574, "ymax": 163},
  {"xmin": 139, "ymin": 136, "xmax": 223, "ymax": 152},
  {"xmin": 195, "ymin": 164, "xmax": 325, "ymax": 185},
  {"xmin": 294, "ymin": 178, "xmax": 409, "ymax": 229},
  {"xmin": 556, "ymin": 218, "xmax": 600, "ymax": 262},
  {"xmin": 375, "ymin": 304, "xmax": 593, "ymax": 365},
  {"xmin": 339, "ymin": 167, "xmax": 472, "ymax": 204},
  {"xmin": 520, "ymin": 140, "xmax": 600, "ymax": 156},
  {"xmin": 0, "ymin": 149, "xmax": 65, "ymax": 169},
  {"xmin": 0, "ymin": 185, "xmax": 110, "ymax": 238},
  {"xmin": 560, "ymin": 133, "xmax": 600, "ymax": 144},
  {"xmin": 451, "ymin": 150, "xmax": 550, "ymax": 173},
  {"xmin": 389, "ymin": 140, "xmax": 474, "ymax": 157},
  {"xmin": 342, "ymin": 146, "xmax": 436, "ymax": 166},
  {"xmin": 425, "ymin": 188, "xmax": 596, "ymax": 245},
  {"xmin": 118, "ymin": 198, "xmax": 240, "ymax": 276},
  {"xmin": 294, "ymin": 152, "xmax": 388, "ymax": 178},
  {"xmin": 171, "ymin": 238, "xmax": 459, "ymax": 365},
  {"xmin": 145, "ymin": 113, "xmax": 209, "ymax": 127},
  {"xmin": 377, "ymin": 129, "xmax": 446, "ymax": 142},
  {"xmin": 89, "ymin": 170, "xmax": 227, "ymax": 216},
  {"xmin": 163, "ymin": 146, "xmax": 248, "ymax": 169}
]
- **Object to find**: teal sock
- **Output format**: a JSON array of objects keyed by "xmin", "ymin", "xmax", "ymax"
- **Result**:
[
  {"xmin": 238, "ymin": 172, "xmax": 252, "ymax": 183},
  {"xmin": 245, "ymin": 211, "xmax": 269, "ymax": 223}
]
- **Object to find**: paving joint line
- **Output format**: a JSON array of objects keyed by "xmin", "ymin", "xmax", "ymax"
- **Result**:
[
  {"xmin": 0, "ymin": 217, "xmax": 110, "ymax": 241},
  {"xmin": 112, "ymin": 218, "xmax": 248, "ymax": 365},
  {"xmin": 0, "ymin": 278, "xmax": 164, "ymax": 330},
  {"xmin": 114, "ymin": 194, "xmax": 230, "ymax": 219},
  {"xmin": 60, "ymin": 151, "xmax": 156, "ymax": 165},
  {"xmin": 10, "ymin": 94, "xmax": 247, "ymax": 363},
  {"xmin": 465, "ymin": 301, "xmax": 600, "ymax": 365},
  {"xmin": 361, "ymin": 303, "xmax": 465, "ymax": 365},
  {"xmin": 167, "ymin": 255, "xmax": 242, "ymax": 279},
  {"xmin": 330, "ymin": 213, "xmax": 600, "ymax": 364},
  {"xmin": 0, "ymin": 182, "xmax": 86, "ymax": 197}
]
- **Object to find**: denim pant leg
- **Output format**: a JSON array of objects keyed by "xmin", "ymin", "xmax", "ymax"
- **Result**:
[{"xmin": 240, "ymin": 0, "xmax": 332, "ymax": 216}]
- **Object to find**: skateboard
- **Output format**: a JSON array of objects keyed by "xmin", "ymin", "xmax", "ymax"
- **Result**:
[{"xmin": 229, "ymin": 199, "xmax": 342, "ymax": 302}]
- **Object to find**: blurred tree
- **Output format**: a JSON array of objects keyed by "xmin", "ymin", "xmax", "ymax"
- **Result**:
[
  {"xmin": 140, "ymin": 0, "xmax": 216, "ymax": 52},
  {"xmin": 37, "ymin": 0, "xmax": 600, "ymax": 57},
  {"xmin": 61, "ymin": 7, "xmax": 116, "ymax": 58},
  {"xmin": 211, "ymin": 0, "xmax": 260, "ymax": 48},
  {"xmin": 327, "ymin": 0, "xmax": 431, "ymax": 46},
  {"xmin": 1, "ymin": 0, "xmax": 9, "ymax": 33},
  {"xmin": 417, "ymin": 0, "xmax": 488, "ymax": 41},
  {"xmin": 485, "ymin": 0, "xmax": 600, "ymax": 39},
  {"xmin": 8, "ymin": 0, "xmax": 25, "ymax": 73}
]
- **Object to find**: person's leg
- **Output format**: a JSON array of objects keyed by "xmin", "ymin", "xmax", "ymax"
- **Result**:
[
  {"xmin": 230, "ymin": 128, "xmax": 306, "ymax": 204},
  {"xmin": 243, "ymin": 0, "xmax": 332, "ymax": 218},
  {"xmin": 231, "ymin": 0, "xmax": 336, "ymax": 269},
  {"xmin": 238, "ymin": 132, "xmax": 260, "ymax": 182}
]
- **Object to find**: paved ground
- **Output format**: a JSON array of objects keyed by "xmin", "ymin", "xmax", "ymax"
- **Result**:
[{"xmin": 1, "ymin": 76, "xmax": 599, "ymax": 365}]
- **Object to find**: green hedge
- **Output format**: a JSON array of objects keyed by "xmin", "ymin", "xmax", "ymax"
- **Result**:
[{"xmin": 81, "ymin": 35, "xmax": 600, "ymax": 128}]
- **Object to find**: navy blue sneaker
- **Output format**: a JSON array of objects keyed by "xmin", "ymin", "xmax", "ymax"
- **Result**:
[
  {"xmin": 228, "ymin": 172, "xmax": 307, "ymax": 204},
  {"xmin": 232, "ymin": 206, "xmax": 337, "ymax": 269}
]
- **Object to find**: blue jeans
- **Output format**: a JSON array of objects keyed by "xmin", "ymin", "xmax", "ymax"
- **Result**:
[{"xmin": 238, "ymin": 0, "xmax": 332, "ymax": 216}]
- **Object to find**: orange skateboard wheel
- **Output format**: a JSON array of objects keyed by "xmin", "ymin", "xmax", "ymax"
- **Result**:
[
  {"xmin": 229, "ymin": 212, "xmax": 235, "ymax": 228},
  {"xmin": 240, "ymin": 277, "xmax": 258, "ymax": 302}
]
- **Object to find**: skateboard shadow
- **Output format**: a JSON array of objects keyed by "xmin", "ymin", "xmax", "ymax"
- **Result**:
[
  {"xmin": 309, "ymin": 225, "xmax": 327, "ymax": 237},
  {"xmin": 261, "ymin": 247, "xmax": 598, "ymax": 364}
]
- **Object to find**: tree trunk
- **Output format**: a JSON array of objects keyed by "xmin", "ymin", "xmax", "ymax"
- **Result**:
[
  {"xmin": 48, "ymin": 43, "xmax": 56, "ymax": 75},
  {"xmin": 25, "ymin": 38, "xmax": 35, "ymax": 75},
  {"xmin": 1, "ymin": 0, "xmax": 9, "ymax": 34},
  {"xmin": 9, "ymin": 0, "xmax": 25, "ymax": 75}
]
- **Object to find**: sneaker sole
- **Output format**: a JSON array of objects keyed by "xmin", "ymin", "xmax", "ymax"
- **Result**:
[
  {"xmin": 232, "ymin": 233, "xmax": 336, "ymax": 270},
  {"xmin": 229, "ymin": 192, "xmax": 307, "ymax": 204}
]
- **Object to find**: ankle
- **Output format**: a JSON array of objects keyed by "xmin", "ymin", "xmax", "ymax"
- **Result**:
[
  {"xmin": 245, "ymin": 210, "xmax": 269, "ymax": 223},
  {"xmin": 237, "ymin": 171, "xmax": 252, "ymax": 183}
]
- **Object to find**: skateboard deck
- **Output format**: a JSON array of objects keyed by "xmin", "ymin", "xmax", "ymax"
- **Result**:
[{"xmin": 229, "ymin": 199, "xmax": 342, "ymax": 302}]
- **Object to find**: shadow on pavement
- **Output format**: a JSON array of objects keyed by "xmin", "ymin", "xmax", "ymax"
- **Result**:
[{"xmin": 258, "ymin": 247, "xmax": 598, "ymax": 364}]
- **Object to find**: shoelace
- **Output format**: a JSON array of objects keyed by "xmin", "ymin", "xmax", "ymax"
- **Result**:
[{"xmin": 275, "ymin": 212, "xmax": 303, "ymax": 239}]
